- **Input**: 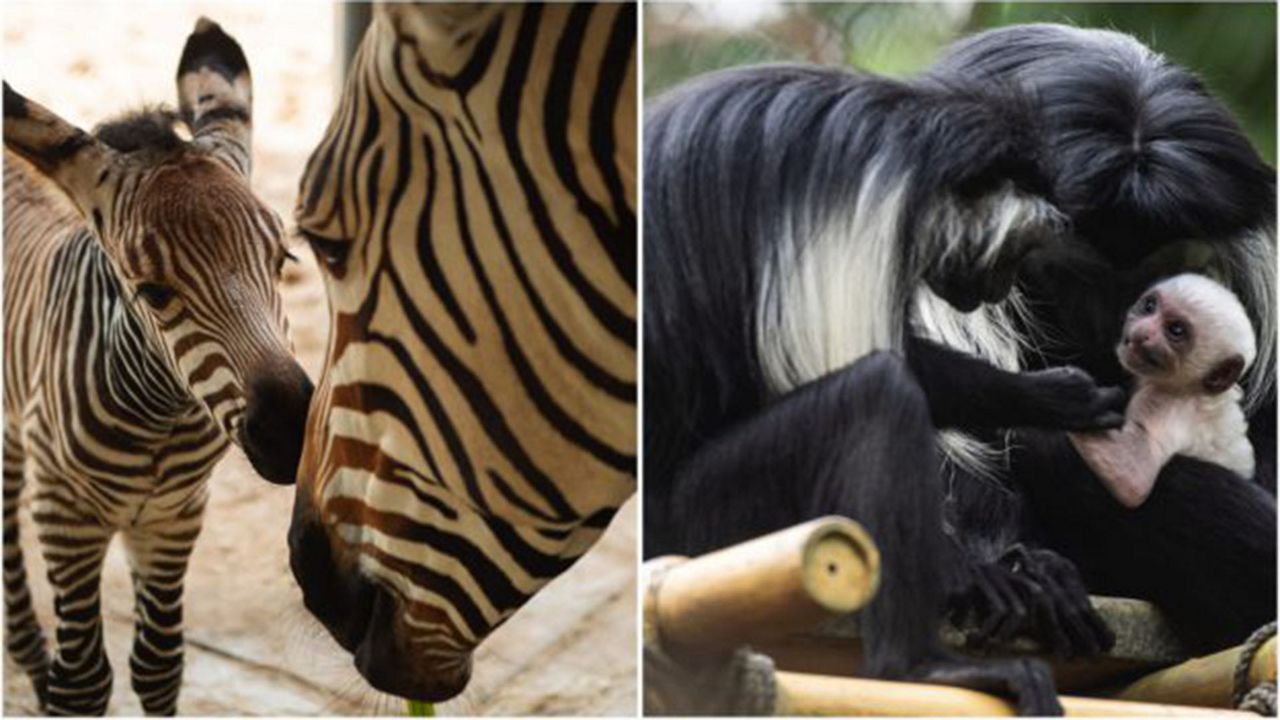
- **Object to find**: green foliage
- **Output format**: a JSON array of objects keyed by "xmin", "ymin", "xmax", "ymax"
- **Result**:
[
  {"xmin": 406, "ymin": 700, "xmax": 435, "ymax": 716},
  {"xmin": 644, "ymin": 2, "xmax": 1276, "ymax": 163}
]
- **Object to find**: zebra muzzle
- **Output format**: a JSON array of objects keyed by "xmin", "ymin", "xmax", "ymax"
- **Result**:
[{"xmin": 238, "ymin": 363, "xmax": 314, "ymax": 484}]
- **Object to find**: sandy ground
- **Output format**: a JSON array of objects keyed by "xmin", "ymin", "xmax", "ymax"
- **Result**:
[{"xmin": 2, "ymin": 3, "xmax": 637, "ymax": 715}]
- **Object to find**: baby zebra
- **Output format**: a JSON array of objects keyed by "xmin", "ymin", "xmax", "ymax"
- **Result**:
[{"xmin": 3, "ymin": 19, "xmax": 311, "ymax": 715}]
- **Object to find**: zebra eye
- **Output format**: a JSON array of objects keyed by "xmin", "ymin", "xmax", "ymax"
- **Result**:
[
  {"xmin": 275, "ymin": 249, "xmax": 299, "ymax": 277},
  {"xmin": 135, "ymin": 282, "xmax": 176, "ymax": 309},
  {"xmin": 300, "ymin": 230, "xmax": 350, "ymax": 271}
]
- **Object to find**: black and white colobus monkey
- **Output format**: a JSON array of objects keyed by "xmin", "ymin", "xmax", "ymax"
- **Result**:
[
  {"xmin": 647, "ymin": 23, "xmax": 1276, "ymax": 714},
  {"xmin": 644, "ymin": 65, "xmax": 1128, "ymax": 714},
  {"xmin": 930, "ymin": 24, "xmax": 1277, "ymax": 652}
]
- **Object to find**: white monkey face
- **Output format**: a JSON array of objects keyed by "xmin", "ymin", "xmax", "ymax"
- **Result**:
[{"xmin": 1119, "ymin": 274, "xmax": 1256, "ymax": 394}]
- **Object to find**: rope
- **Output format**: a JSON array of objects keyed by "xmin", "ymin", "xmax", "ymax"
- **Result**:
[
  {"xmin": 1233, "ymin": 622, "xmax": 1276, "ymax": 716},
  {"xmin": 643, "ymin": 645, "xmax": 777, "ymax": 715}
]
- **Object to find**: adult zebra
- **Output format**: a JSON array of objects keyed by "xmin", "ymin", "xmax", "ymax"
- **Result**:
[
  {"xmin": 288, "ymin": 3, "xmax": 636, "ymax": 702},
  {"xmin": 3, "ymin": 20, "xmax": 311, "ymax": 715}
]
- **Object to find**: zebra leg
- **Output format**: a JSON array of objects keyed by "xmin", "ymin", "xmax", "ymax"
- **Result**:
[
  {"xmin": 34, "ymin": 489, "xmax": 114, "ymax": 716},
  {"xmin": 3, "ymin": 432, "xmax": 50, "ymax": 708},
  {"xmin": 123, "ymin": 517, "xmax": 202, "ymax": 716}
]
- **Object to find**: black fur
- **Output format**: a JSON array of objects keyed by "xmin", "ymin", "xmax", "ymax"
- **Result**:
[
  {"xmin": 932, "ymin": 24, "xmax": 1273, "ymax": 267},
  {"xmin": 92, "ymin": 106, "xmax": 184, "ymax": 154},
  {"xmin": 932, "ymin": 24, "xmax": 1277, "ymax": 652}
]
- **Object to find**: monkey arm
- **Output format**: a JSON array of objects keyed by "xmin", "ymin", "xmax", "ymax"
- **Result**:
[{"xmin": 907, "ymin": 337, "xmax": 1126, "ymax": 431}]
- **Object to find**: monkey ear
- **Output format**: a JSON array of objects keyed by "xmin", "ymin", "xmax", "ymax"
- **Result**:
[
  {"xmin": 176, "ymin": 18, "xmax": 253, "ymax": 177},
  {"xmin": 3, "ymin": 82, "xmax": 117, "ymax": 219},
  {"xmin": 1203, "ymin": 355, "xmax": 1246, "ymax": 395}
]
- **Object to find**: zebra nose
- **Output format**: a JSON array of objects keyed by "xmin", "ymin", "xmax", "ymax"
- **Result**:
[
  {"xmin": 355, "ymin": 585, "xmax": 474, "ymax": 702},
  {"xmin": 240, "ymin": 363, "xmax": 314, "ymax": 484}
]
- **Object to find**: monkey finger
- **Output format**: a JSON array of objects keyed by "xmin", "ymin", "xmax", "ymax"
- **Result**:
[
  {"xmin": 1044, "ymin": 560, "xmax": 1117, "ymax": 654},
  {"xmin": 1079, "ymin": 603, "xmax": 1117, "ymax": 654},
  {"xmin": 1094, "ymin": 385, "xmax": 1128, "ymax": 413},
  {"xmin": 992, "ymin": 577, "xmax": 1036, "ymax": 644},
  {"xmin": 970, "ymin": 568, "xmax": 1009, "ymax": 644},
  {"xmin": 1026, "ymin": 583, "xmax": 1073, "ymax": 656},
  {"xmin": 1088, "ymin": 410, "xmax": 1126, "ymax": 430},
  {"xmin": 981, "ymin": 568, "xmax": 1029, "ymax": 644}
]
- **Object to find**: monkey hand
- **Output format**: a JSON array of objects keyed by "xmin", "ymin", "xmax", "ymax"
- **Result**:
[
  {"xmin": 909, "ymin": 654, "xmax": 1062, "ymax": 716},
  {"xmin": 950, "ymin": 545, "xmax": 1115, "ymax": 658},
  {"xmin": 1018, "ymin": 366, "xmax": 1127, "ymax": 431}
]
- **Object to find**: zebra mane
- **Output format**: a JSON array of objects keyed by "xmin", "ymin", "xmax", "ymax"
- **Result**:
[{"xmin": 93, "ymin": 105, "xmax": 185, "ymax": 154}]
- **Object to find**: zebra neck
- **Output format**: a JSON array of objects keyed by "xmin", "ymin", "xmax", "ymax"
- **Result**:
[{"xmin": 92, "ymin": 246, "xmax": 203, "ymax": 429}]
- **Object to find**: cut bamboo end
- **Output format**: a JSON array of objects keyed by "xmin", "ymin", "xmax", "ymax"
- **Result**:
[
  {"xmin": 773, "ymin": 671, "xmax": 1256, "ymax": 717},
  {"xmin": 645, "ymin": 516, "xmax": 880, "ymax": 652},
  {"xmin": 802, "ymin": 522, "xmax": 880, "ymax": 614},
  {"xmin": 1114, "ymin": 636, "xmax": 1276, "ymax": 708}
]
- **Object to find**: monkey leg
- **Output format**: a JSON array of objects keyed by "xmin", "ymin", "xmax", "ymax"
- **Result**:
[
  {"xmin": 1013, "ymin": 431, "xmax": 1277, "ymax": 653},
  {"xmin": 666, "ymin": 351, "xmax": 1063, "ymax": 715}
]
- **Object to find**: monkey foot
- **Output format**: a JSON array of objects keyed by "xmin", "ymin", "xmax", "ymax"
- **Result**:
[{"xmin": 951, "ymin": 545, "xmax": 1115, "ymax": 658}]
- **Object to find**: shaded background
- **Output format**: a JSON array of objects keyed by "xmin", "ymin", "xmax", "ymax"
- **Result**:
[
  {"xmin": 645, "ymin": 2, "xmax": 1277, "ymax": 163},
  {"xmin": 3, "ymin": 2, "xmax": 635, "ymax": 715}
]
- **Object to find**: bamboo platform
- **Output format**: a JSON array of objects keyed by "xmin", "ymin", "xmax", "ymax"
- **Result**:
[{"xmin": 644, "ymin": 517, "xmax": 1276, "ymax": 716}]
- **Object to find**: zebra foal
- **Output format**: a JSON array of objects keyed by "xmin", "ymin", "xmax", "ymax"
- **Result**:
[{"xmin": 3, "ymin": 19, "xmax": 311, "ymax": 715}]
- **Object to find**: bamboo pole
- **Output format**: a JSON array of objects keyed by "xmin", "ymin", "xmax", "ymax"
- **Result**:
[
  {"xmin": 1113, "ymin": 637, "xmax": 1275, "ymax": 707},
  {"xmin": 773, "ymin": 672, "xmax": 1256, "ymax": 717},
  {"xmin": 644, "ymin": 516, "xmax": 880, "ymax": 653}
]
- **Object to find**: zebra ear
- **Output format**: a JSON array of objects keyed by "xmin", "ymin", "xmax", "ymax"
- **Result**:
[
  {"xmin": 3, "ymin": 82, "xmax": 116, "ymax": 218},
  {"xmin": 176, "ymin": 17, "xmax": 253, "ymax": 177}
]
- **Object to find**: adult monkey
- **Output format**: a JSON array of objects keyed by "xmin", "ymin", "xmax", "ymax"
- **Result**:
[
  {"xmin": 644, "ymin": 63, "xmax": 1130, "ymax": 713},
  {"xmin": 930, "ymin": 24, "xmax": 1277, "ymax": 653}
]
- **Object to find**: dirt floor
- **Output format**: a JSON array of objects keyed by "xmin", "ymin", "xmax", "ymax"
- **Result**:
[{"xmin": 2, "ymin": 3, "xmax": 637, "ymax": 715}]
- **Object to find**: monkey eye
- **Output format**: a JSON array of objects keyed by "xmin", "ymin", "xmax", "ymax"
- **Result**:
[
  {"xmin": 1165, "ymin": 320, "xmax": 1188, "ymax": 341},
  {"xmin": 135, "ymin": 282, "xmax": 176, "ymax": 309},
  {"xmin": 1141, "ymin": 295, "xmax": 1158, "ymax": 314}
]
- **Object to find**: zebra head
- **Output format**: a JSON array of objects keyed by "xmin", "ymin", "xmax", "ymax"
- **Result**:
[
  {"xmin": 2, "ymin": 19, "xmax": 312, "ymax": 485},
  {"xmin": 288, "ymin": 3, "xmax": 636, "ymax": 702}
]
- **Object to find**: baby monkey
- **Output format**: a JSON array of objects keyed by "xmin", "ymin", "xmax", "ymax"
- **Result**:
[{"xmin": 1069, "ymin": 273, "xmax": 1256, "ymax": 508}]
